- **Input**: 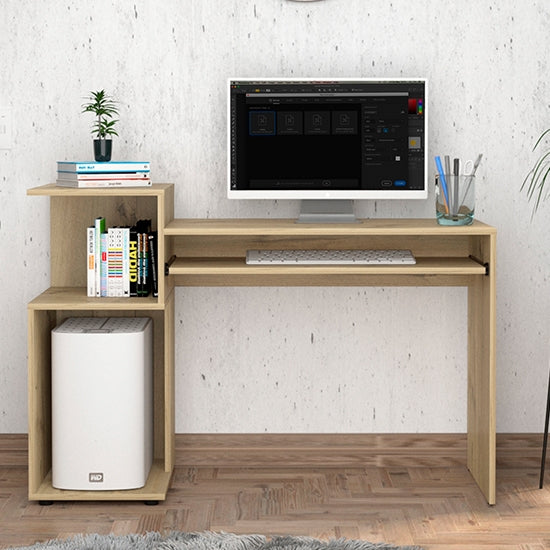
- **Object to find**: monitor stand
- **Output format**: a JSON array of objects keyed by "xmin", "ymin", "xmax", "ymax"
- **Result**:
[{"xmin": 296, "ymin": 199, "xmax": 360, "ymax": 224}]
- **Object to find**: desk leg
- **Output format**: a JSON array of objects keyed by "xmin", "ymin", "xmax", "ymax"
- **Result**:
[{"xmin": 467, "ymin": 240, "xmax": 497, "ymax": 505}]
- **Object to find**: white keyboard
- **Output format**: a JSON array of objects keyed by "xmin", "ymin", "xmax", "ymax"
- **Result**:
[{"xmin": 246, "ymin": 249, "xmax": 416, "ymax": 265}]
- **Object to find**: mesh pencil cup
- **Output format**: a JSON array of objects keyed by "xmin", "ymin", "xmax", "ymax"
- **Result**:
[{"xmin": 435, "ymin": 174, "xmax": 475, "ymax": 226}]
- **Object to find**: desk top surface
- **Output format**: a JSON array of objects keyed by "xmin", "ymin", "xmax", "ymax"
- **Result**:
[{"xmin": 165, "ymin": 218, "xmax": 496, "ymax": 236}]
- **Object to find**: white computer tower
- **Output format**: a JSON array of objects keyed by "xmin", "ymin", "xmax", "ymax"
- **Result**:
[{"xmin": 51, "ymin": 317, "xmax": 153, "ymax": 491}]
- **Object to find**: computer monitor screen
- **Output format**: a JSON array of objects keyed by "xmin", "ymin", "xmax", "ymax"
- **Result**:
[{"xmin": 228, "ymin": 78, "xmax": 428, "ymax": 213}]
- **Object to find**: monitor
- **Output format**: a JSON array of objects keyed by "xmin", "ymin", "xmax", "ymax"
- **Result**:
[{"xmin": 228, "ymin": 77, "xmax": 428, "ymax": 222}]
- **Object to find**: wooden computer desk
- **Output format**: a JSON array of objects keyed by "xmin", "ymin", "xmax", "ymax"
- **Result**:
[
  {"xmin": 27, "ymin": 184, "xmax": 496, "ymax": 504},
  {"xmin": 165, "ymin": 217, "xmax": 497, "ymax": 505}
]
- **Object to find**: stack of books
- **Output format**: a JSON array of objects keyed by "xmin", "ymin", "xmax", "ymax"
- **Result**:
[
  {"xmin": 87, "ymin": 217, "xmax": 158, "ymax": 298},
  {"xmin": 56, "ymin": 161, "xmax": 151, "ymax": 188}
]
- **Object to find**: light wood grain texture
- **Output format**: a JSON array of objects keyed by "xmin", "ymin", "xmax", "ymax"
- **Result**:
[
  {"xmin": 164, "ymin": 218, "xmax": 495, "ymax": 235},
  {"xmin": 27, "ymin": 309, "xmax": 173, "ymax": 503},
  {"xmin": 26, "ymin": 186, "xmax": 496, "ymax": 505},
  {"xmin": 165, "ymin": 218, "xmax": 494, "ymax": 261},
  {"xmin": 26, "ymin": 185, "xmax": 176, "ymax": 503},
  {"xmin": 165, "ymin": 217, "xmax": 497, "ymax": 504},
  {"xmin": 28, "ymin": 287, "xmax": 164, "ymax": 310},
  {"xmin": 467, "ymin": 233, "xmax": 497, "ymax": 505},
  {"xmin": 0, "ymin": 434, "xmax": 545, "ymax": 550},
  {"xmin": 168, "ymin": 257, "xmax": 485, "ymax": 287}
]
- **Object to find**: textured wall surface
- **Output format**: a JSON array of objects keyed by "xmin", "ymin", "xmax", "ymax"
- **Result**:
[{"xmin": 1, "ymin": 0, "xmax": 549, "ymax": 433}]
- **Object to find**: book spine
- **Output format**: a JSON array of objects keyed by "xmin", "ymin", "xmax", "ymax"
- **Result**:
[
  {"xmin": 137, "ymin": 220, "xmax": 152, "ymax": 297},
  {"xmin": 57, "ymin": 161, "xmax": 150, "ymax": 172},
  {"xmin": 86, "ymin": 226, "xmax": 95, "ymax": 297},
  {"xmin": 107, "ymin": 228, "xmax": 124, "ymax": 297},
  {"xmin": 100, "ymin": 232, "xmax": 108, "ymax": 297},
  {"xmin": 129, "ymin": 226, "xmax": 139, "ymax": 297},
  {"xmin": 56, "ymin": 178, "xmax": 151, "ymax": 188},
  {"xmin": 94, "ymin": 217, "xmax": 106, "ymax": 297},
  {"xmin": 138, "ymin": 231, "xmax": 148, "ymax": 296},
  {"xmin": 144, "ymin": 231, "xmax": 150, "ymax": 296},
  {"xmin": 137, "ymin": 228, "xmax": 143, "ymax": 296},
  {"xmin": 57, "ymin": 171, "xmax": 150, "ymax": 180},
  {"xmin": 148, "ymin": 231, "xmax": 158, "ymax": 298},
  {"xmin": 121, "ymin": 227, "xmax": 130, "ymax": 297}
]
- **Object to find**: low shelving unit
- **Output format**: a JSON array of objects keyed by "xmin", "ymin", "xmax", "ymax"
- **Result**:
[{"xmin": 27, "ymin": 184, "xmax": 175, "ymax": 503}]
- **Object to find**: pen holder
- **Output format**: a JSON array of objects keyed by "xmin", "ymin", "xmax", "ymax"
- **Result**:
[{"xmin": 435, "ymin": 174, "xmax": 475, "ymax": 226}]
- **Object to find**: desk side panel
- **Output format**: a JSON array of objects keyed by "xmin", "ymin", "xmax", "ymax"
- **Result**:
[
  {"xmin": 467, "ymin": 233, "xmax": 497, "ymax": 505},
  {"xmin": 27, "ymin": 309, "xmax": 56, "ymax": 499},
  {"xmin": 164, "ymin": 289, "xmax": 175, "ymax": 472}
]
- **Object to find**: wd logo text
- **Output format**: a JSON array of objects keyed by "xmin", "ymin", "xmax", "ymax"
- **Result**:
[{"xmin": 89, "ymin": 472, "xmax": 104, "ymax": 483}]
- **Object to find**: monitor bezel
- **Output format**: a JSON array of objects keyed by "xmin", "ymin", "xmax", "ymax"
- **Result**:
[{"xmin": 227, "ymin": 77, "xmax": 428, "ymax": 200}]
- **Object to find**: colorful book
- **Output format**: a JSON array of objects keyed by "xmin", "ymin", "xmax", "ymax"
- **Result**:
[
  {"xmin": 56, "ymin": 171, "xmax": 151, "ymax": 188},
  {"xmin": 57, "ymin": 172, "xmax": 150, "ymax": 180},
  {"xmin": 57, "ymin": 161, "xmax": 150, "ymax": 173},
  {"xmin": 94, "ymin": 217, "xmax": 106, "ymax": 297},
  {"xmin": 148, "ymin": 231, "xmax": 158, "ymax": 298},
  {"xmin": 86, "ymin": 226, "xmax": 95, "ymax": 297},
  {"xmin": 56, "ymin": 178, "xmax": 152, "ymax": 188},
  {"xmin": 107, "ymin": 228, "xmax": 124, "ymax": 297},
  {"xmin": 136, "ymin": 219, "xmax": 152, "ymax": 297},
  {"xmin": 100, "ymin": 232, "xmax": 108, "ymax": 297},
  {"xmin": 121, "ymin": 226, "xmax": 130, "ymax": 297},
  {"xmin": 129, "ymin": 226, "xmax": 139, "ymax": 297}
]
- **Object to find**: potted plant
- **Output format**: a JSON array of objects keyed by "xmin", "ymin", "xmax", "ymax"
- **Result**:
[
  {"xmin": 81, "ymin": 89, "xmax": 119, "ymax": 162},
  {"xmin": 522, "ymin": 128, "xmax": 550, "ymax": 215}
]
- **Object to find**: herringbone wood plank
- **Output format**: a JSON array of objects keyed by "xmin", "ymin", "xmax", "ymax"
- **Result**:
[{"xmin": 1, "ymin": 434, "xmax": 549, "ymax": 549}]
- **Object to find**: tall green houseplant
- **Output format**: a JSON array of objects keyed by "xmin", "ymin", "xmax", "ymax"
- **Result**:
[
  {"xmin": 523, "ymin": 128, "xmax": 550, "ymax": 215},
  {"xmin": 82, "ymin": 89, "xmax": 119, "ymax": 162}
]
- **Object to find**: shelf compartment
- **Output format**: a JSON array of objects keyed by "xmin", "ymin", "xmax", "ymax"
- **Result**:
[
  {"xmin": 165, "ymin": 218, "xmax": 496, "ymax": 261},
  {"xmin": 27, "ymin": 302, "xmax": 175, "ymax": 502},
  {"xmin": 30, "ymin": 460, "xmax": 172, "ymax": 502},
  {"xmin": 28, "ymin": 183, "xmax": 174, "ymax": 305}
]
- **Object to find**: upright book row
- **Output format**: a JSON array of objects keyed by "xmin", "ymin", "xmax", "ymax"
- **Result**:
[{"xmin": 87, "ymin": 217, "xmax": 158, "ymax": 298}]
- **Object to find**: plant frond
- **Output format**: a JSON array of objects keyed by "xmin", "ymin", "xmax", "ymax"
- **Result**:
[{"xmin": 523, "ymin": 128, "xmax": 550, "ymax": 216}]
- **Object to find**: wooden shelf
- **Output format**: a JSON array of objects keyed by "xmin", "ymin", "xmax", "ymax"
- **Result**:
[
  {"xmin": 168, "ymin": 256, "xmax": 487, "ymax": 287},
  {"xmin": 28, "ymin": 287, "xmax": 164, "ymax": 310},
  {"xmin": 28, "ymin": 183, "xmax": 173, "ymax": 197},
  {"xmin": 169, "ymin": 256, "xmax": 486, "ymax": 276},
  {"xmin": 30, "ymin": 460, "xmax": 172, "ymax": 502}
]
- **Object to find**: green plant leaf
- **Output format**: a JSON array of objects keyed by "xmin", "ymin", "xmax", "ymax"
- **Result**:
[
  {"xmin": 81, "ymin": 89, "xmax": 119, "ymax": 138},
  {"xmin": 523, "ymin": 129, "xmax": 550, "ymax": 216}
]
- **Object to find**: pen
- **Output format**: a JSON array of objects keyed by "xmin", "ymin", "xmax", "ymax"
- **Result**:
[
  {"xmin": 435, "ymin": 156, "xmax": 450, "ymax": 214},
  {"xmin": 444, "ymin": 155, "xmax": 451, "ymax": 179},
  {"xmin": 444, "ymin": 155, "xmax": 452, "ymax": 212}
]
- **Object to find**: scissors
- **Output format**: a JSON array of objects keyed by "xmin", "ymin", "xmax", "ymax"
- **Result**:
[
  {"xmin": 464, "ymin": 154, "xmax": 483, "ymax": 177},
  {"xmin": 459, "ymin": 154, "xmax": 483, "ymax": 208}
]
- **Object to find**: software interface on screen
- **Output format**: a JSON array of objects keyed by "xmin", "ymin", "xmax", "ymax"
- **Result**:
[{"xmin": 229, "ymin": 79, "xmax": 426, "ymax": 197}]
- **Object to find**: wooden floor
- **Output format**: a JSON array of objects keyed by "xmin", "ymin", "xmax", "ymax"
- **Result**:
[{"xmin": 1, "ymin": 434, "xmax": 549, "ymax": 550}]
